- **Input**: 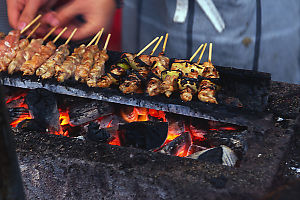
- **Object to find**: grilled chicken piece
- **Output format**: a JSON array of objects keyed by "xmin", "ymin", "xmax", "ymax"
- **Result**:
[
  {"xmin": 86, "ymin": 50, "xmax": 109, "ymax": 87},
  {"xmin": 177, "ymin": 77, "xmax": 198, "ymax": 102},
  {"xmin": 7, "ymin": 39, "xmax": 30, "ymax": 74},
  {"xmin": 0, "ymin": 30, "xmax": 21, "ymax": 72},
  {"xmin": 21, "ymin": 41, "xmax": 56, "ymax": 75},
  {"xmin": 202, "ymin": 62, "xmax": 219, "ymax": 78},
  {"xmin": 97, "ymin": 63, "xmax": 129, "ymax": 88},
  {"xmin": 198, "ymin": 80, "xmax": 218, "ymax": 104},
  {"xmin": 74, "ymin": 45, "xmax": 99, "ymax": 82},
  {"xmin": 171, "ymin": 60, "xmax": 204, "ymax": 79},
  {"xmin": 119, "ymin": 72, "xmax": 142, "ymax": 94},
  {"xmin": 161, "ymin": 70, "xmax": 181, "ymax": 97},
  {"xmin": 9, "ymin": 39, "xmax": 43, "ymax": 74},
  {"xmin": 36, "ymin": 44, "xmax": 70, "ymax": 79},
  {"xmin": 146, "ymin": 53, "xmax": 170, "ymax": 96},
  {"xmin": 55, "ymin": 44, "xmax": 86, "ymax": 82},
  {"xmin": 146, "ymin": 77, "xmax": 162, "ymax": 96}
]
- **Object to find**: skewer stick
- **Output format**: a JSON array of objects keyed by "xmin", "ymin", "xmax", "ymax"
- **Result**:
[
  {"xmin": 42, "ymin": 26, "xmax": 57, "ymax": 41},
  {"xmin": 150, "ymin": 35, "xmax": 163, "ymax": 56},
  {"xmin": 103, "ymin": 34, "xmax": 111, "ymax": 51},
  {"xmin": 189, "ymin": 44, "xmax": 204, "ymax": 62},
  {"xmin": 20, "ymin": 14, "xmax": 42, "ymax": 34},
  {"xmin": 53, "ymin": 27, "xmax": 67, "ymax": 43},
  {"xmin": 95, "ymin": 28, "xmax": 104, "ymax": 46},
  {"xmin": 87, "ymin": 30, "xmax": 102, "ymax": 47},
  {"xmin": 162, "ymin": 33, "xmax": 169, "ymax": 53},
  {"xmin": 136, "ymin": 37, "xmax": 159, "ymax": 57},
  {"xmin": 208, "ymin": 42, "xmax": 212, "ymax": 63},
  {"xmin": 26, "ymin": 23, "xmax": 41, "ymax": 39},
  {"xmin": 65, "ymin": 28, "xmax": 77, "ymax": 45},
  {"xmin": 197, "ymin": 43, "xmax": 207, "ymax": 64}
]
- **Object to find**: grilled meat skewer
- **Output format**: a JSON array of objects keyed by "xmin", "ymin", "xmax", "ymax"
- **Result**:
[
  {"xmin": 86, "ymin": 49, "xmax": 109, "ymax": 87},
  {"xmin": 7, "ymin": 39, "xmax": 44, "ymax": 74},
  {"xmin": 0, "ymin": 30, "xmax": 21, "ymax": 72},
  {"xmin": 198, "ymin": 80, "xmax": 218, "ymax": 104},
  {"xmin": 36, "ymin": 44, "xmax": 70, "ymax": 79},
  {"xmin": 146, "ymin": 53, "xmax": 169, "ymax": 96},
  {"xmin": 55, "ymin": 44, "xmax": 86, "ymax": 82},
  {"xmin": 74, "ymin": 45, "xmax": 99, "ymax": 82},
  {"xmin": 21, "ymin": 41, "xmax": 56, "ymax": 75},
  {"xmin": 97, "ymin": 62, "xmax": 130, "ymax": 88},
  {"xmin": 7, "ymin": 38, "xmax": 30, "ymax": 74}
]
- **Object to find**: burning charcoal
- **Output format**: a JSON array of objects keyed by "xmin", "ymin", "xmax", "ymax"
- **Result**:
[
  {"xmin": 8, "ymin": 107, "xmax": 29, "ymax": 122},
  {"xmin": 17, "ymin": 119, "xmax": 46, "ymax": 132},
  {"xmin": 87, "ymin": 122, "xmax": 111, "ymax": 143},
  {"xmin": 6, "ymin": 97, "xmax": 25, "ymax": 108},
  {"xmin": 119, "ymin": 121, "xmax": 168, "ymax": 150},
  {"xmin": 188, "ymin": 145, "xmax": 238, "ymax": 167},
  {"xmin": 25, "ymin": 88, "xmax": 60, "ymax": 132},
  {"xmin": 159, "ymin": 132, "xmax": 192, "ymax": 157},
  {"xmin": 69, "ymin": 100, "xmax": 114, "ymax": 126}
]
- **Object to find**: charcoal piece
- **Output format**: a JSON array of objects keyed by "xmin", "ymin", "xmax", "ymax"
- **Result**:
[
  {"xmin": 188, "ymin": 145, "xmax": 238, "ymax": 167},
  {"xmin": 159, "ymin": 132, "xmax": 192, "ymax": 156},
  {"xmin": 6, "ymin": 97, "xmax": 25, "ymax": 108},
  {"xmin": 119, "ymin": 121, "xmax": 168, "ymax": 150},
  {"xmin": 204, "ymin": 130, "xmax": 248, "ymax": 159},
  {"xmin": 25, "ymin": 88, "xmax": 60, "ymax": 132},
  {"xmin": 69, "ymin": 100, "xmax": 114, "ymax": 126},
  {"xmin": 87, "ymin": 122, "xmax": 111, "ymax": 143},
  {"xmin": 17, "ymin": 119, "xmax": 46, "ymax": 132},
  {"xmin": 8, "ymin": 107, "xmax": 29, "ymax": 122}
]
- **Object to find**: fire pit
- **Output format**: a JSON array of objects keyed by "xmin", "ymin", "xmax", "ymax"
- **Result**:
[{"xmin": 1, "ymin": 79, "xmax": 299, "ymax": 199}]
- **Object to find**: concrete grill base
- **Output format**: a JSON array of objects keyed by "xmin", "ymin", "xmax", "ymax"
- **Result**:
[{"xmin": 15, "ymin": 124, "xmax": 291, "ymax": 200}]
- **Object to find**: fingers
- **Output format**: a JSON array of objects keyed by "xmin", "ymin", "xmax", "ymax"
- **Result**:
[
  {"xmin": 17, "ymin": 0, "xmax": 45, "ymax": 30},
  {"xmin": 6, "ymin": 0, "xmax": 23, "ymax": 29},
  {"xmin": 43, "ymin": 1, "xmax": 80, "ymax": 27}
]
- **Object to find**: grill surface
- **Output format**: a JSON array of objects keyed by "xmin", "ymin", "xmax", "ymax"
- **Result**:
[{"xmin": 0, "ymin": 51, "xmax": 271, "ymax": 127}]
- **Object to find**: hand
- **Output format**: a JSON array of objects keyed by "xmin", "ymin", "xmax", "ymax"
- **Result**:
[
  {"xmin": 6, "ymin": 0, "xmax": 58, "ymax": 30},
  {"xmin": 43, "ymin": 0, "xmax": 117, "ymax": 40}
]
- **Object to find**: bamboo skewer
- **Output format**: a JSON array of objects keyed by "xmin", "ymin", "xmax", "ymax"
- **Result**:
[
  {"xmin": 42, "ymin": 26, "xmax": 57, "ymax": 41},
  {"xmin": 20, "ymin": 14, "xmax": 42, "ymax": 34},
  {"xmin": 26, "ymin": 23, "xmax": 41, "ymax": 39},
  {"xmin": 150, "ymin": 35, "xmax": 163, "ymax": 56},
  {"xmin": 136, "ymin": 37, "xmax": 159, "ymax": 57},
  {"xmin": 197, "ymin": 43, "xmax": 207, "ymax": 64},
  {"xmin": 208, "ymin": 42, "xmax": 212, "ymax": 63},
  {"xmin": 103, "ymin": 34, "xmax": 111, "ymax": 51},
  {"xmin": 65, "ymin": 28, "xmax": 77, "ymax": 45},
  {"xmin": 95, "ymin": 28, "xmax": 104, "ymax": 46},
  {"xmin": 53, "ymin": 27, "xmax": 67, "ymax": 43},
  {"xmin": 87, "ymin": 30, "xmax": 102, "ymax": 47},
  {"xmin": 162, "ymin": 33, "xmax": 168, "ymax": 54},
  {"xmin": 189, "ymin": 44, "xmax": 204, "ymax": 62}
]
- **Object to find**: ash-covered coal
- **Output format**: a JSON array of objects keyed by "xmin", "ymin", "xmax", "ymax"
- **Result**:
[
  {"xmin": 25, "ymin": 88, "xmax": 60, "ymax": 132},
  {"xmin": 188, "ymin": 145, "xmax": 237, "ymax": 167}
]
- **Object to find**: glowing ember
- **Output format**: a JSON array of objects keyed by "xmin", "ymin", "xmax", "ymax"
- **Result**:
[
  {"xmin": 59, "ymin": 109, "xmax": 70, "ymax": 126},
  {"xmin": 10, "ymin": 113, "xmax": 32, "ymax": 128}
]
